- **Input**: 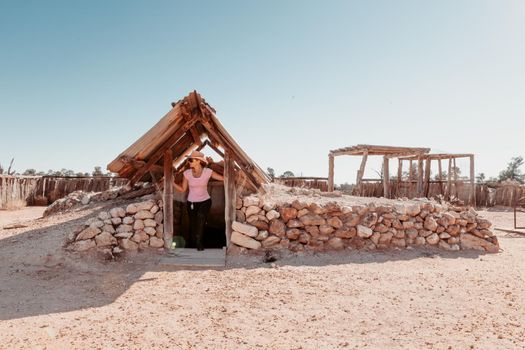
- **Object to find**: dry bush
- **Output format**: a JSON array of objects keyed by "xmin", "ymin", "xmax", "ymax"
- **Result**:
[
  {"xmin": 5, "ymin": 199, "xmax": 27, "ymax": 211},
  {"xmin": 33, "ymin": 195, "xmax": 48, "ymax": 206}
]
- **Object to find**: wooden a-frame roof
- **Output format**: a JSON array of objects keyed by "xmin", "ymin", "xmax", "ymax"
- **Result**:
[{"xmin": 107, "ymin": 91, "xmax": 269, "ymax": 191}]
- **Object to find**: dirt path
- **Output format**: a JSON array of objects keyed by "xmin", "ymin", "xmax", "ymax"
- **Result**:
[
  {"xmin": 0, "ymin": 205, "xmax": 523, "ymax": 349},
  {"xmin": 0, "ymin": 207, "xmax": 46, "ymax": 228}
]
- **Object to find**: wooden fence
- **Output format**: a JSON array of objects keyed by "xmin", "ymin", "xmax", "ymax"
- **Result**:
[
  {"xmin": 0, "ymin": 175, "xmax": 129, "ymax": 209},
  {"xmin": 354, "ymin": 181, "xmax": 525, "ymax": 207},
  {"xmin": 274, "ymin": 177, "xmax": 329, "ymax": 192}
]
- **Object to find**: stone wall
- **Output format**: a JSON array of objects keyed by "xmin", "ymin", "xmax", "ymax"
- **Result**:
[
  {"xmin": 67, "ymin": 199, "xmax": 165, "ymax": 256},
  {"xmin": 230, "ymin": 195, "xmax": 500, "ymax": 253},
  {"xmin": 67, "ymin": 193, "xmax": 499, "ymax": 256}
]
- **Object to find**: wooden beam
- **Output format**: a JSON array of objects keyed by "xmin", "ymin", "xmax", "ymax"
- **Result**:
[
  {"xmin": 397, "ymin": 158, "xmax": 403, "ymax": 197},
  {"xmin": 417, "ymin": 156, "xmax": 424, "ymax": 197},
  {"xmin": 356, "ymin": 150, "xmax": 368, "ymax": 196},
  {"xmin": 438, "ymin": 159, "xmax": 444, "ymax": 195},
  {"xmin": 204, "ymin": 139, "xmax": 225, "ymax": 158},
  {"xmin": 424, "ymin": 158, "xmax": 431, "ymax": 197},
  {"xmin": 163, "ymin": 149, "xmax": 174, "ymax": 248},
  {"xmin": 328, "ymin": 154, "xmax": 334, "ymax": 192},
  {"xmin": 383, "ymin": 156, "xmax": 390, "ymax": 198},
  {"xmin": 197, "ymin": 98, "xmax": 269, "ymax": 187},
  {"xmin": 469, "ymin": 155, "xmax": 475, "ymax": 206},
  {"xmin": 224, "ymin": 149, "xmax": 235, "ymax": 247},
  {"xmin": 453, "ymin": 158, "xmax": 458, "ymax": 198},
  {"xmin": 129, "ymin": 118, "xmax": 197, "ymax": 184},
  {"xmin": 447, "ymin": 158, "xmax": 452, "ymax": 200}
]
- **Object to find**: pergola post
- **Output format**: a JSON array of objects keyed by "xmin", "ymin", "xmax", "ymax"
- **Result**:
[
  {"xmin": 163, "ymin": 149, "xmax": 174, "ymax": 248},
  {"xmin": 417, "ymin": 156, "xmax": 424, "ymax": 197},
  {"xmin": 469, "ymin": 155, "xmax": 475, "ymax": 206},
  {"xmin": 224, "ymin": 149, "xmax": 236, "ymax": 247},
  {"xmin": 397, "ymin": 158, "xmax": 403, "ymax": 197},
  {"xmin": 356, "ymin": 150, "xmax": 368, "ymax": 196},
  {"xmin": 453, "ymin": 158, "xmax": 458, "ymax": 197},
  {"xmin": 328, "ymin": 154, "xmax": 334, "ymax": 192},
  {"xmin": 383, "ymin": 156, "xmax": 390, "ymax": 198},
  {"xmin": 424, "ymin": 157, "xmax": 431, "ymax": 197},
  {"xmin": 447, "ymin": 158, "xmax": 452, "ymax": 199},
  {"xmin": 438, "ymin": 158, "xmax": 444, "ymax": 195}
]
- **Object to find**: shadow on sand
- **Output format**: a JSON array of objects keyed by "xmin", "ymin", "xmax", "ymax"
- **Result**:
[{"xmin": 0, "ymin": 207, "xmax": 487, "ymax": 321}]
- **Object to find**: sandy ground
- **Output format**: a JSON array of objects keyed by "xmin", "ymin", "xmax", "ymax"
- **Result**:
[
  {"xmin": 0, "ymin": 207, "xmax": 46, "ymax": 227},
  {"xmin": 0, "ymin": 203, "xmax": 524, "ymax": 350}
]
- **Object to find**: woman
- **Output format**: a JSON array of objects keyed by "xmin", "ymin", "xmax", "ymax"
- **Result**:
[{"xmin": 173, "ymin": 151, "xmax": 224, "ymax": 251}]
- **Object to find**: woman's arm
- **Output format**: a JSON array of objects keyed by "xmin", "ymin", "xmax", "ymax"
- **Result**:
[
  {"xmin": 173, "ymin": 175, "xmax": 188, "ymax": 193},
  {"xmin": 211, "ymin": 170, "xmax": 224, "ymax": 182}
]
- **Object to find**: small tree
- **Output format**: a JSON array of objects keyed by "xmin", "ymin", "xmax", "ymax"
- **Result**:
[
  {"xmin": 498, "ymin": 156, "xmax": 524, "ymax": 184},
  {"xmin": 267, "ymin": 167, "xmax": 275, "ymax": 180},
  {"xmin": 476, "ymin": 173, "xmax": 486, "ymax": 184},
  {"xmin": 281, "ymin": 171, "xmax": 295, "ymax": 178},
  {"xmin": 92, "ymin": 166, "xmax": 105, "ymax": 177},
  {"xmin": 23, "ymin": 169, "xmax": 37, "ymax": 175}
]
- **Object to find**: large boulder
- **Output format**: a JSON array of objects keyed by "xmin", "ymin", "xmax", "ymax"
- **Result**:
[
  {"xmin": 231, "ymin": 231, "xmax": 261, "ymax": 249},
  {"xmin": 269, "ymin": 219, "xmax": 286, "ymax": 237},
  {"xmin": 95, "ymin": 232, "xmax": 117, "ymax": 247},
  {"xmin": 70, "ymin": 239, "xmax": 96, "ymax": 251},
  {"xmin": 460, "ymin": 233, "xmax": 499, "ymax": 253},
  {"xmin": 76, "ymin": 227, "xmax": 101, "ymax": 241},
  {"xmin": 299, "ymin": 214, "xmax": 325, "ymax": 226},
  {"xmin": 232, "ymin": 221, "xmax": 258, "ymax": 238},
  {"xmin": 149, "ymin": 237, "xmax": 165, "ymax": 248},
  {"xmin": 356, "ymin": 225, "xmax": 373, "ymax": 238}
]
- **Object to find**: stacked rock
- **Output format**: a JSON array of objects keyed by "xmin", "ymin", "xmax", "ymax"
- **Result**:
[
  {"xmin": 231, "ymin": 195, "xmax": 500, "ymax": 253},
  {"xmin": 44, "ymin": 188, "xmax": 122, "ymax": 217},
  {"xmin": 68, "ymin": 199, "xmax": 165, "ymax": 253}
]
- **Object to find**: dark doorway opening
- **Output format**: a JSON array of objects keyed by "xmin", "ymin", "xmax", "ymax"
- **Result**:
[{"xmin": 172, "ymin": 182, "xmax": 226, "ymax": 249}]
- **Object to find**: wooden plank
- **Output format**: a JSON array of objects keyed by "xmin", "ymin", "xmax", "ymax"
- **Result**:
[
  {"xmin": 224, "ymin": 149, "xmax": 235, "ymax": 247},
  {"xmin": 383, "ymin": 156, "xmax": 390, "ymax": 198},
  {"xmin": 129, "ymin": 118, "xmax": 197, "ymax": 184},
  {"xmin": 204, "ymin": 139, "xmax": 225, "ymax": 158},
  {"xmin": 328, "ymin": 154, "xmax": 334, "ymax": 192},
  {"xmin": 356, "ymin": 150, "xmax": 368, "ymax": 196},
  {"xmin": 469, "ymin": 155, "xmax": 475, "ymax": 206},
  {"xmin": 447, "ymin": 158, "xmax": 452, "ymax": 199},
  {"xmin": 159, "ymin": 248, "xmax": 226, "ymax": 267},
  {"xmin": 197, "ymin": 96, "xmax": 269, "ymax": 186},
  {"xmin": 396, "ymin": 158, "xmax": 403, "ymax": 197},
  {"xmin": 453, "ymin": 158, "xmax": 458, "ymax": 198},
  {"xmin": 417, "ymin": 156, "xmax": 424, "ymax": 197},
  {"xmin": 438, "ymin": 159, "xmax": 444, "ymax": 195},
  {"xmin": 424, "ymin": 158, "xmax": 431, "ymax": 197},
  {"xmin": 108, "ymin": 103, "xmax": 185, "ymax": 173},
  {"xmin": 163, "ymin": 149, "xmax": 174, "ymax": 248}
]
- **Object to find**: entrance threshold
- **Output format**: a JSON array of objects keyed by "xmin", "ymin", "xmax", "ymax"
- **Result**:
[{"xmin": 159, "ymin": 247, "xmax": 226, "ymax": 267}]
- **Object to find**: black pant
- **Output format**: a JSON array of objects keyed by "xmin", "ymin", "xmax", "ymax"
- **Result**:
[{"xmin": 187, "ymin": 199, "xmax": 212, "ymax": 250}]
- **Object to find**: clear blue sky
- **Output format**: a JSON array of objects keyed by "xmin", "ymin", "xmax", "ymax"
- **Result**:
[{"xmin": 1, "ymin": 0, "xmax": 524, "ymax": 184}]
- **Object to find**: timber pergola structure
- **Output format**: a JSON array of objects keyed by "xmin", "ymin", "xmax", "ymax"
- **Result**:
[
  {"xmin": 328, "ymin": 144, "xmax": 476, "ymax": 204},
  {"xmin": 107, "ymin": 91, "xmax": 269, "ymax": 248},
  {"xmin": 328, "ymin": 144, "xmax": 430, "ymax": 197},
  {"xmin": 397, "ymin": 153, "xmax": 475, "ymax": 204}
]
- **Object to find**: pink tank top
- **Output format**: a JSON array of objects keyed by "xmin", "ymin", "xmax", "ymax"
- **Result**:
[{"xmin": 184, "ymin": 168, "xmax": 213, "ymax": 202}]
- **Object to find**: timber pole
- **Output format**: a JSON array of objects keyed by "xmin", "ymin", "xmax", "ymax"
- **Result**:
[
  {"xmin": 224, "ymin": 149, "xmax": 235, "ymax": 247},
  {"xmin": 470, "ymin": 155, "xmax": 475, "ymax": 206},
  {"xmin": 163, "ymin": 149, "xmax": 174, "ymax": 248},
  {"xmin": 383, "ymin": 156, "xmax": 390, "ymax": 198},
  {"xmin": 447, "ymin": 158, "xmax": 452, "ymax": 200},
  {"xmin": 328, "ymin": 154, "xmax": 334, "ymax": 192}
]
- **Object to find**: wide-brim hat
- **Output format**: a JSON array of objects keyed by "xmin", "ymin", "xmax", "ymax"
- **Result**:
[{"xmin": 186, "ymin": 150, "xmax": 208, "ymax": 165}]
